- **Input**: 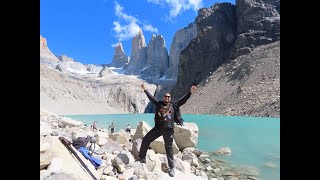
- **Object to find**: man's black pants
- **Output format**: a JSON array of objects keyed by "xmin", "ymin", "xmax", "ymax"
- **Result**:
[{"xmin": 139, "ymin": 127, "xmax": 174, "ymax": 168}]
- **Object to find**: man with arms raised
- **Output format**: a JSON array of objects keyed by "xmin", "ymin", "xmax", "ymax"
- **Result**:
[{"xmin": 138, "ymin": 83, "xmax": 197, "ymax": 177}]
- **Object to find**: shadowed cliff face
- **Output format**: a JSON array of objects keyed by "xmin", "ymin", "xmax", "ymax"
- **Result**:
[
  {"xmin": 231, "ymin": 0, "xmax": 280, "ymax": 58},
  {"xmin": 171, "ymin": 1, "xmax": 280, "ymax": 117},
  {"xmin": 172, "ymin": 3, "xmax": 237, "ymax": 100},
  {"xmin": 181, "ymin": 41, "xmax": 280, "ymax": 117}
]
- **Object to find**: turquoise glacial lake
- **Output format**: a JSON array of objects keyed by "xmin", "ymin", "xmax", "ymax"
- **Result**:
[{"xmin": 65, "ymin": 113, "xmax": 280, "ymax": 180}]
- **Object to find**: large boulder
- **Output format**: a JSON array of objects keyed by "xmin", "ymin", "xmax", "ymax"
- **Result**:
[
  {"xmin": 132, "ymin": 121, "xmax": 152, "ymax": 142},
  {"xmin": 132, "ymin": 121, "xmax": 179, "ymax": 154},
  {"xmin": 109, "ymin": 130, "xmax": 131, "ymax": 145},
  {"xmin": 157, "ymin": 154, "xmax": 191, "ymax": 174},
  {"xmin": 125, "ymin": 161, "xmax": 148, "ymax": 179},
  {"xmin": 131, "ymin": 138, "xmax": 142, "ymax": 159},
  {"xmin": 174, "ymin": 122, "xmax": 199, "ymax": 150},
  {"xmin": 145, "ymin": 149, "xmax": 162, "ymax": 172},
  {"xmin": 149, "ymin": 136, "xmax": 179, "ymax": 154}
]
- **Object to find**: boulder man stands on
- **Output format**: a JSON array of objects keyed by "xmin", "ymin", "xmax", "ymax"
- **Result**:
[{"xmin": 138, "ymin": 83, "xmax": 197, "ymax": 177}]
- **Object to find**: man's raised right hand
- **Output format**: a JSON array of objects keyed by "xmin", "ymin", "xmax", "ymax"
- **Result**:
[{"xmin": 141, "ymin": 84, "xmax": 146, "ymax": 91}]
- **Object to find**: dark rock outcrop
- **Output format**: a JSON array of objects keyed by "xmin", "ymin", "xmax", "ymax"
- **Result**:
[
  {"xmin": 172, "ymin": 3, "xmax": 237, "ymax": 99},
  {"xmin": 171, "ymin": 0, "xmax": 280, "ymax": 107},
  {"xmin": 230, "ymin": 0, "xmax": 280, "ymax": 58}
]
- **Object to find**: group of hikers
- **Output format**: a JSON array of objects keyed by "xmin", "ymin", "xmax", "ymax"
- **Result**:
[
  {"xmin": 79, "ymin": 83, "xmax": 196, "ymax": 177},
  {"xmin": 90, "ymin": 121, "xmax": 130, "ymax": 134}
]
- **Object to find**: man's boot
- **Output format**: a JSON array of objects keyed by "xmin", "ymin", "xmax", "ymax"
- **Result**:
[{"xmin": 168, "ymin": 168, "xmax": 175, "ymax": 177}]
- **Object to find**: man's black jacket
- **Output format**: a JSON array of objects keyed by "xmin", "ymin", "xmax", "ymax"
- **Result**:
[{"xmin": 144, "ymin": 90, "xmax": 191, "ymax": 129}]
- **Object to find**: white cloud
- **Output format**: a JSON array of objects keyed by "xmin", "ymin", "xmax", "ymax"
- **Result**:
[
  {"xmin": 114, "ymin": 2, "xmax": 138, "ymax": 23},
  {"xmin": 147, "ymin": 0, "xmax": 164, "ymax": 5},
  {"xmin": 113, "ymin": 1, "xmax": 159, "ymax": 41},
  {"xmin": 147, "ymin": 0, "xmax": 203, "ymax": 20},
  {"xmin": 113, "ymin": 21, "xmax": 141, "ymax": 41},
  {"xmin": 143, "ymin": 24, "xmax": 158, "ymax": 33},
  {"xmin": 113, "ymin": 21, "xmax": 122, "ymax": 33}
]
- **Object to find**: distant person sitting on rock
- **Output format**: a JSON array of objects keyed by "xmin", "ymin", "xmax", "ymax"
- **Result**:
[
  {"xmin": 138, "ymin": 83, "xmax": 197, "ymax": 177},
  {"xmin": 125, "ymin": 123, "xmax": 131, "ymax": 134},
  {"xmin": 91, "ymin": 121, "xmax": 98, "ymax": 131},
  {"xmin": 109, "ymin": 122, "xmax": 116, "ymax": 133}
]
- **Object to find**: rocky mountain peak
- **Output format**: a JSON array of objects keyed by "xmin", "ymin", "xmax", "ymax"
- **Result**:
[
  {"xmin": 124, "ymin": 28, "xmax": 147, "ymax": 75},
  {"xmin": 110, "ymin": 42, "xmax": 129, "ymax": 68},
  {"xmin": 114, "ymin": 42, "xmax": 125, "ymax": 56},
  {"xmin": 142, "ymin": 34, "xmax": 169, "ymax": 79},
  {"xmin": 131, "ymin": 28, "xmax": 146, "ymax": 54}
]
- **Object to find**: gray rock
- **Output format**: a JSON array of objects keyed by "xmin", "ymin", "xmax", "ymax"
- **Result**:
[
  {"xmin": 57, "ymin": 55, "xmax": 74, "ymax": 62},
  {"xmin": 40, "ymin": 150, "xmax": 54, "ymax": 170},
  {"xmin": 214, "ymin": 147, "xmax": 232, "ymax": 155},
  {"xmin": 85, "ymin": 64, "xmax": 103, "ymax": 73},
  {"xmin": 131, "ymin": 138, "xmax": 142, "ymax": 159},
  {"xmin": 125, "ymin": 161, "xmax": 148, "ymax": 179},
  {"xmin": 116, "ymin": 153, "xmax": 130, "ymax": 165},
  {"xmin": 50, "ymin": 131, "xmax": 59, "ymax": 136},
  {"xmin": 193, "ymin": 149, "xmax": 203, "ymax": 156},
  {"xmin": 128, "ymin": 175, "xmax": 139, "ymax": 180}
]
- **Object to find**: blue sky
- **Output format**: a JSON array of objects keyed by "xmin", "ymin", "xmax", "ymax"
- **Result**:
[{"xmin": 40, "ymin": 0, "xmax": 235, "ymax": 65}]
